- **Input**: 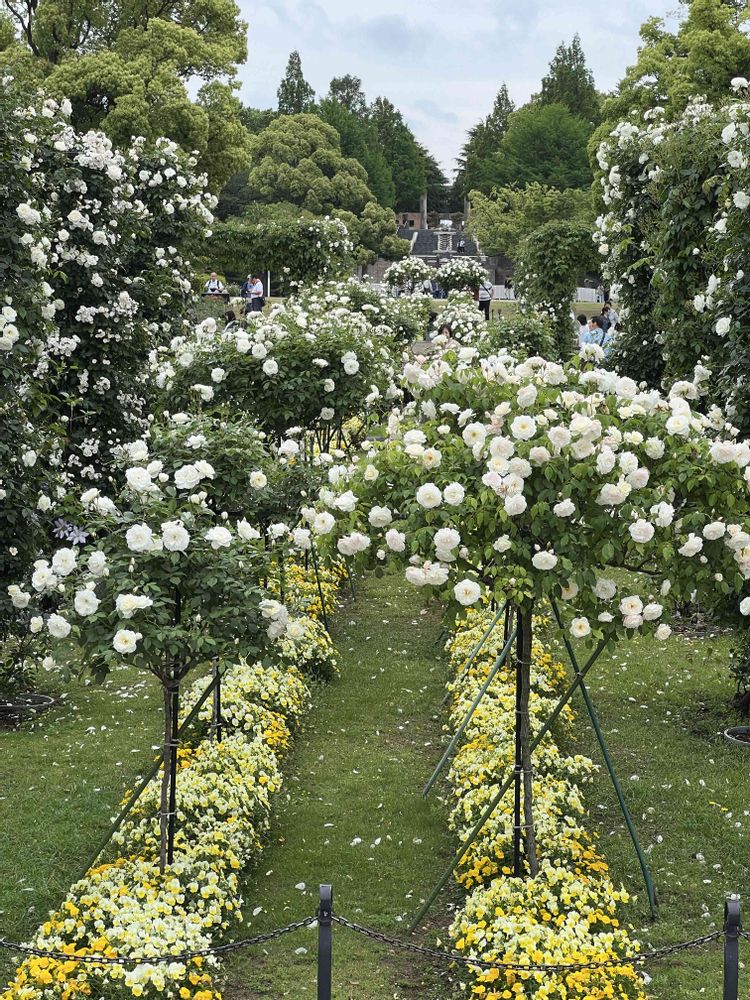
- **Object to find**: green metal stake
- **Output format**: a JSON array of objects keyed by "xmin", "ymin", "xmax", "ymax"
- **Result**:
[
  {"xmin": 81, "ymin": 662, "xmax": 230, "ymax": 877},
  {"xmin": 549, "ymin": 599, "xmax": 658, "ymax": 917},
  {"xmin": 309, "ymin": 539, "xmax": 330, "ymax": 633},
  {"xmin": 424, "ymin": 626, "xmax": 517, "ymax": 797},
  {"xmin": 442, "ymin": 602, "xmax": 508, "ymax": 706},
  {"xmin": 409, "ymin": 639, "xmax": 608, "ymax": 931}
]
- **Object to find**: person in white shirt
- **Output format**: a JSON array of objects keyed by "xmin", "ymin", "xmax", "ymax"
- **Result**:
[
  {"xmin": 250, "ymin": 275, "xmax": 265, "ymax": 312},
  {"xmin": 478, "ymin": 277, "xmax": 494, "ymax": 320},
  {"xmin": 204, "ymin": 272, "xmax": 225, "ymax": 295}
]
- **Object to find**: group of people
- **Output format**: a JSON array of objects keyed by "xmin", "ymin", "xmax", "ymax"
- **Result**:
[
  {"xmin": 576, "ymin": 300, "xmax": 620, "ymax": 352},
  {"xmin": 203, "ymin": 272, "xmax": 266, "ymax": 312}
]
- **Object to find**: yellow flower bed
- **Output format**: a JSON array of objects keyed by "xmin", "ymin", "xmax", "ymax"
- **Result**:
[
  {"xmin": 445, "ymin": 609, "xmax": 647, "ymax": 1000},
  {"xmin": 2, "ymin": 562, "xmax": 342, "ymax": 1000}
]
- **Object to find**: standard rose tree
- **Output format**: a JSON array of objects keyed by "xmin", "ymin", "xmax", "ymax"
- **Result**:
[
  {"xmin": 11, "ymin": 443, "xmax": 291, "ymax": 871},
  {"xmin": 316, "ymin": 345, "xmax": 750, "ymax": 882}
]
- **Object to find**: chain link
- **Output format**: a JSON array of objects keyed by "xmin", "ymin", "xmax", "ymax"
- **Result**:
[
  {"xmin": 0, "ymin": 916, "xmax": 317, "ymax": 967},
  {"xmin": 331, "ymin": 915, "xmax": 723, "ymax": 973}
]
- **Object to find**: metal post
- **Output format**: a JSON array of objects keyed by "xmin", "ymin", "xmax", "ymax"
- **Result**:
[
  {"xmin": 549, "ymin": 599, "xmax": 657, "ymax": 917},
  {"xmin": 512, "ymin": 611, "xmax": 523, "ymax": 877},
  {"xmin": 442, "ymin": 602, "xmax": 507, "ymax": 706},
  {"xmin": 211, "ymin": 659, "xmax": 222, "ymax": 743},
  {"xmin": 166, "ymin": 681, "xmax": 180, "ymax": 866},
  {"xmin": 310, "ymin": 540, "xmax": 330, "ymax": 633},
  {"xmin": 424, "ymin": 625, "xmax": 517, "ymax": 797},
  {"xmin": 317, "ymin": 884, "xmax": 333, "ymax": 1000},
  {"xmin": 724, "ymin": 897, "xmax": 741, "ymax": 1000}
]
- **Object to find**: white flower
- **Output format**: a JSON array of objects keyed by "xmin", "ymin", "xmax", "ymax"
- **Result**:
[
  {"xmin": 263, "ymin": 358, "xmax": 279, "ymax": 376},
  {"xmin": 643, "ymin": 602, "xmax": 663, "ymax": 621},
  {"xmin": 629, "ymin": 519, "xmax": 655, "ymax": 543},
  {"xmin": 368, "ymin": 506, "xmax": 393, "ymax": 528},
  {"xmin": 561, "ymin": 580, "xmax": 579, "ymax": 601},
  {"xmin": 385, "ymin": 528, "xmax": 406, "ymax": 552},
  {"xmin": 553, "ymin": 499, "xmax": 575, "ymax": 518},
  {"xmin": 332, "ymin": 490, "xmax": 357, "ymax": 513},
  {"xmin": 313, "ymin": 511, "xmax": 336, "ymax": 534},
  {"xmin": 29, "ymin": 616, "xmax": 43, "ymax": 634},
  {"xmin": 51, "ymin": 548, "xmax": 77, "ymax": 576},
  {"xmin": 620, "ymin": 595, "xmax": 643, "ymax": 617},
  {"xmin": 462, "ymin": 422, "xmax": 486, "ymax": 447},
  {"xmin": 504, "ymin": 493, "xmax": 527, "ymax": 516},
  {"xmin": 423, "ymin": 448, "xmax": 442, "ymax": 470},
  {"xmin": 547, "ymin": 426, "xmax": 571, "ymax": 450},
  {"xmin": 733, "ymin": 191, "xmax": 750, "ymax": 211},
  {"xmin": 113, "ymin": 629, "xmax": 142, "ymax": 654},
  {"xmin": 593, "ymin": 578, "xmax": 617, "ymax": 601},
  {"xmin": 116, "ymin": 593, "xmax": 154, "ymax": 618},
  {"xmin": 87, "ymin": 551, "xmax": 108, "ymax": 577},
  {"xmin": 532, "ymin": 550, "xmax": 558, "ymax": 570},
  {"xmin": 126, "ymin": 467, "xmax": 156, "ymax": 493},
  {"xmin": 443, "ymin": 482, "xmax": 465, "ymax": 506},
  {"xmin": 161, "ymin": 520, "xmax": 190, "ymax": 552},
  {"xmin": 416, "ymin": 483, "xmax": 442, "ymax": 509},
  {"xmin": 493, "ymin": 535, "xmax": 512, "ymax": 553},
  {"xmin": 570, "ymin": 617, "xmax": 591, "ymax": 638},
  {"xmin": 249, "ymin": 470, "xmax": 268, "ymax": 489},
  {"xmin": 126, "ymin": 523, "xmax": 154, "ymax": 553},
  {"xmin": 623, "ymin": 614, "xmax": 644, "ymax": 630},
  {"xmin": 678, "ymin": 533, "xmax": 703, "ymax": 557},
  {"xmin": 205, "ymin": 526, "xmax": 232, "ymax": 549},
  {"xmin": 21, "ymin": 449, "xmax": 37, "ymax": 467},
  {"xmin": 703, "ymin": 521, "xmax": 726, "ymax": 540},
  {"xmin": 434, "ymin": 527, "xmax": 460, "ymax": 554},
  {"xmin": 644, "ymin": 437, "xmax": 665, "ymax": 459},
  {"xmin": 7, "ymin": 585, "xmax": 31, "ymax": 609},
  {"xmin": 174, "ymin": 464, "xmax": 201, "ymax": 490},
  {"xmin": 74, "ymin": 589, "xmax": 100, "ymax": 616},
  {"xmin": 37, "ymin": 494, "xmax": 52, "ymax": 512},
  {"xmin": 48, "ymin": 614, "xmax": 71, "ymax": 639},
  {"xmin": 337, "ymin": 532, "xmax": 371, "ymax": 556},
  {"xmin": 238, "ymin": 519, "xmax": 262, "ymax": 541},
  {"xmin": 454, "ymin": 579, "xmax": 481, "ymax": 606},
  {"xmin": 31, "ymin": 563, "xmax": 56, "ymax": 592},
  {"xmin": 655, "ymin": 624, "xmax": 672, "ymax": 640},
  {"xmin": 363, "ymin": 464, "xmax": 379, "ymax": 483},
  {"xmin": 740, "ymin": 597, "xmax": 750, "ymax": 616},
  {"xmin": 651, "ymin": 502, "xmax": 674, "ymax": 527},
  {"xmin": 510, "ymin": 415, "xmax": 537, "ymax": 440}
]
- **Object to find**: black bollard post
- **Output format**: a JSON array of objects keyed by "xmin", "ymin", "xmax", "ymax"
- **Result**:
[
  {"xmin": 317, "ymin": 884, "xmax": 333, "ymax": 1000},
  {"xmin": 724, "ymin": 896, "xmax": 741, "ymax": 1000}
]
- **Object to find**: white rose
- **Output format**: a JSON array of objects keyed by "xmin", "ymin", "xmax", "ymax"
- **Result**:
[
  {"xmin": 368, "ymin": 506, "xmax": 393, "ymax": 528},
  {"xmin": 678, "ymin": 534, "xmax": 703, "ymax": 557},
  {"xmin": 126, "ymin": 523, "xmax": 154, "ymax": 553},
  {"xmin": 249, "ymin": 470, "xmax": 268, "ymax": 489},
  {"xmin": 629, "ymin": 519, "xmax": 655, "ymax": 544},
  {"xmin": 47, "ymin": 613, "xmax": 71, "ymax": 639},
  {"xmin": 51, "ymin": 548, "xmax": 77, "ymax": 576},
  {"xmin": 532, "ymin": 550, "xmax": 558, "ymax": 570},
  {"xmin": 263, "ymin": 358, "xmax": 279, "ymax": 376},
  {"xmin": 643, "ymin": 602, "xmax": 663, "ymax": 621},
  {"xmin": 620, "ymin": 595, "xmax": 643, "ymax": 616},
  {"xmin": 593, "ymin": 578, "xmax": 617, "ymax": 601},
  {"xmin": 703, "ymin": 521, "xmax": 726, "ymax": 540},
  {"xmin": 553, "ymin": 499, "xmax": 575, "ymax": 518},
  {"xmin": 493, "ymin": 535, "xmax": 512, "ymax": 553},
  {"xmin": 504, "ymin": 494, "xmax": 527, "ymax": 516},
  {"xmin": 570, "ymin": 617, "xmax": 591, "ymax": 638},
  {"xmin": 416, "ymin": 483, "xmax": 442, "ymax": 509},
  {"xmin": 454, "ymin": 579, "xmax": 481, "ymax": 606},
  {"xmin": 510, "ymin": 415, "xmax": 537, "ymax": 440},
  {"xmin": 385, "ymin": 528, "xmax": 406, "ymax": 552},
  {"xmin": 88, "ymin": 551, "xmax": 108, "ymax": 577},
  {"xmin": 313, "ymin": 511, "xmax": 336, "ymax": 535},
  {"xmin": 205, "ymin": 526, "xmax": 232, "ymax": 549},
  {"xmin": 655, "ymin": 624, "xmax": 672, "ymax": 640},
  {"xmin": 174, "ymin": 464, "xmax": 201, "ymax": 490},
  {"xmin": 74, "ymin": 590, "xmax": 100, "ymax": 616},
  {"xmin": 126, "ymin": 467, "xmax": 155, "ymax": 493},
  {"xmin": 443, "ymin": 482, "xmax": 465, "ymax": 506},
  {"xmin": 740, "ymin": 597, "xmax": 750, "ymax": 616},
  {"xmin": 113, "ymin": 629, "xmax": 142, "ymax": 654},
  {"xmin": 238, "ymin": 519, "xmax": 262, "ymax": 541},
  {"xmin": 161, "ymin": 520, "xmax": 190, "ymax": 552}
]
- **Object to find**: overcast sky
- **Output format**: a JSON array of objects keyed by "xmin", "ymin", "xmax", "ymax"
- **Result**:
[{"xmin": 235, "ymin": 1, "xmax": 680, "ymax": 177}]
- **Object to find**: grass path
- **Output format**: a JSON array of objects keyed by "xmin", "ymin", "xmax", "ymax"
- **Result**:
[{"xmin": 223, "ymin": 573, "xmax": 457, "ymax": 1000}]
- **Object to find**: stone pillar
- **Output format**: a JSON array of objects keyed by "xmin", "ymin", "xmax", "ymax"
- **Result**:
[{"xmin": 419, "ymin": 193, "xmax": 428, "ymax": 230}]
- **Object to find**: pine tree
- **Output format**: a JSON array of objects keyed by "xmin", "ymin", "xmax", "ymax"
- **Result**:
[
  {"xmin": 455, "ymin": 83, "xmax": 515, "ymax": 198},
  {"xmin": 277, "ymin": 50, "xmax": 316, "ymax": 114},
  {"xmin": 327, "ymin": 74, "xmax": 367, "ymax": 116},
  {"xmin": 539, "ymin": 35, "xmax": 600, "ymax": 123}
]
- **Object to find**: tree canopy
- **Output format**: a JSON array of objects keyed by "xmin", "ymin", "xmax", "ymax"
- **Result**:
[
  {"xmin": 370, "ymin": 97, "xmax": 428, "ymax": 211},
  {"xmin": 327, "ymin": 74, "xmax": 367, "ymax": 116},
  {"xmin": 319, "ymin": 97, "xmax": 396, "ymax": 208},
  {"xmin": 454, "ymin": 84, "xmax": 515, "ymax": 199},
  {"xmin": 539, "ymin": 34, "xmax": 601, "ymax": 123},
  {"xmin": 277, "ymin": 49, "xmax": 316, "ymax": 114}
]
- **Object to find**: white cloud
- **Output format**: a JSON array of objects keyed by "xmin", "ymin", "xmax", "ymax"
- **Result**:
[{"xmin": 236, "ymin": 0, "xmax": 680, "ymax": 180}]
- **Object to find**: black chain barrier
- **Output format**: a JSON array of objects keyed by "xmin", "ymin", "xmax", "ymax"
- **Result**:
[{"xmin": 0, "ymin": 910, "xmax": 730, "ymax": 974}]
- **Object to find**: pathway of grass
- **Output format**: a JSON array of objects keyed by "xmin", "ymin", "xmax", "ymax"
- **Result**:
[
  {"xmin": 0, "ymin": 665, "xmax": 161, "ymax": 985},
  {"xmin": 555, "ymin": 621, "xmax": 749, "ymax": 999},
  {"xmin": 223, "ymin": 573, "xmax": 457, "ymax": 1000}
]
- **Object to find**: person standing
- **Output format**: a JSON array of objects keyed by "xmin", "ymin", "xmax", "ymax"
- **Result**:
[
  {"xmin": 478, "ymin": 276, "xmax": 494, "ymax": 320},
  {"xmin": 600, "ymin": 305, "xmax": 612, "ymax": 332},
  {"xmin": 250, "ymin": 274, "xmax": 265, "ymax": 312},
  {"xmin": 605, "ymin": 299, "xmax": 620, "ymax": 327},
  {"xmin": 240, "ymin": 274, "xmax": 254, "ymax": 313},
  {"xmin": 457, "ymin": 237, "xmax": 466, "ymax": 254},
  {"xmin": 204, "ymin": 272, "xmax": 225, "ymax": 296}
]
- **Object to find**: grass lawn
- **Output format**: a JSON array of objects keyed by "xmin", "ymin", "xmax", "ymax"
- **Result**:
[
  {"xmin": 222, "ymin": 573, "xmax": 458, "ymax": 1000},
  {"xmin": 0, "ymin": 664, "xmax": 161, "ymax": 985},
  {"xmin": 548, "ymin": 616, "xmax": 750, "ymax": 999}
]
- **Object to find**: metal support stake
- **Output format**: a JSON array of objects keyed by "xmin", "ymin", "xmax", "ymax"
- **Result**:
[
  {"xmin": 317, "ymin": 884, "xmax": 333, "ymax": 1000},
  {"xmin": 442, "ymin": 602, "xmax": 508, "ymax": 706},
  {"xmin": 211, "ymin": 658, "xmax": 222, "ymax": 743},
  {"xmin": 310, "ymin": 540, "xmax": 330, "ymax": 634},
  {"xmin": 424, "ymin": 625, "xmax": 517, "ymax": 796},
  {"xmin": 550, "ymin": 599, "xmax": 657, "ymax": 917},
  {"xmin": 166, "ymin": 680, "xmax": 180, "ymax": 866},
  {"xmin": 512, "ymin": 615, "xmax": 523, "ymax": 877},
  {"xmin": 724, "ymin": 897, "xmax": 741, "ymax": 1000}
]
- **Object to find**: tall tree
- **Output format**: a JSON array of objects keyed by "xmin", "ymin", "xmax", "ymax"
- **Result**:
[
  {"xmin": 419, "ymin": 145, "xmax": 450, "ymax": 213},
  {"xmin": 319, "ymin": 97, "xmax": 396, "ymax": 207},
  {"xmin": 327, "ymin": 74, "xmax": 367, "ymax": 116},
  {"xmin": 487, "ymin": 102, "xmax": 592, "ymax": 190},
  {"xmin": 0, "ymin": 0, "xmax": 249, "ymax": 187},
  {"xmin": 600, "ymin": 0, "xmax": 750, "ymax": 129},
  {"xmin": 539, "ymin": 35, "xmax": 601, "ymax": 123},
  {"xmin": 455, "ymin": 83, "xmax": 515, "ymax": 198},
  {"xmin": 370, "ymin": 97, "xmax": 427, "ymax": 211},
  {"xmin": 277, "ymin": 50, "xmax": 316, "ymax": 114}
]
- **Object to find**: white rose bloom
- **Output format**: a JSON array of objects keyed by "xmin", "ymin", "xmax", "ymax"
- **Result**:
[
  {"xmin": 238, "ymin": 519, "xmax": 262, "ymax": 541},
  {"xmin": 29, "ymin": 616, "xmax": 43, "ymax": 634},
  {"xmin": 678, "ymin": 534, "xmax": 703, "ymax": 557},
  {"xmin": 126, "ymin": 523, "xmax": 154, "ymax": 553},
  {"xmin": 337, "ymin": 532, "xmax": 370, "ymax": 556},
  {"xmin": 262, "ymin": 358, "xmax": 279, "ymax": 376},
  {"xmin": 709, "ymin": 440, "xmax": 738, "ymax": 464},
  {"xmin": 655, "ymin": 624, "xmax": 672, "ymax": 640},
  {"xmin": 74, "ymin": 589, "xmax": 100, "ymax": 616},
  {"xmin": 116, "ymin": 593, "xmax": 154, "ymax": 618},
  {"xmin": 651, "ymin": 502, "xmax": 674, "ymax": 527},
  {"xmin": 47, "ymin": 613, "xmax": 71, "ymax": 639},
  {"xmin": 423, "ymin": 561, "xmax": 450, "ymax": 586},
  {"xmin": 570, "ymin": 617, "xmax": 591, "ymax": 638},
  {"xmin": 333, "ymin": 490, "xmax": 357, "ymax": 512},
  {"xmin": 249, "ymin": 470, "xmax": 268, "ymax": 489},
  {"xmin": 205, "ymin": 526, "xmax": 232, "ymax": 549},
  {"xmin": 740, "ymin": 597, "xmax": 750, "ymax": 616},
  {"xmin": 174, "ymin": 464, "xmax": 201, "ymax": 490},
  {"xmin": 547, "ymin": 426, "xmax": 571, "ymax": 450},
  {"xmin": 405, "ymin": 566, "xmax": 427, "ymax": 587},
  {"xmin": 593, "ymin": 578, "xmax": 617, "ymax": 601},
  {"xmin": 313, "ymin": 511, "xmax": 336, "ymax": 534},
  {"xmin": 368, "ymin": 506, "xmax": 393, "ymax": 528},
  {"xmin": 715, "ymin": 316, "xmax": 732, "ymax": 336},
  {"xmin": 113, "ymin": 629, "xmax": 142, "ymax": 654},
  {"xmin": 416, "ymin": 483, "xmax": 442, "ymax": 509},
  {"xmin": 644, "ymin": 437, "xmax": 665, "ymax": 459},
  {"xmin": 363, "ymin": 464, "xmax": 379, "ymax": 482},
  {"xmin": 8, "ymin": 585, "xmax": 31, "ymax": 609},
  {"xmin": 161, "ymin": 520, "xmax": 190, "ymax": 552},
  {"xmin": 623, "ymin": 614, "xmax": 644, "ymax": 629},
  {"xmin": 561, "ymin": 580, "xmax": 579, "ymax": 601},
  {"xmin": 37, "ymin": 494, "xmax": 52, "ymax": 512},
  {"xmin": 434, "ymin": 527, "xmax": 460, "ymax": 553},
  {"xmin": 529, "ymin": 446, "xmax": 551, "ymax": 466},
  {"xmin": 462, "ymin": 422, "xmax": 487, "ymax": 447},
  {"xmin": 443, "ymin": 482, "xmax": 465, "ymax": 506},
  {"xmin": 643, "ymin": 602, "xmax": 663, "ymax": 621},
  {"xmin": 596, "ymin": 481, "xmax": 631, "ymax": 506},
  {"xmin": 627, "ymin": 467, "xmax": 650, "ymax": 489},
  {"xmin": 51, "ymin": 548, "xmax": 77, "ymax": 576},
  {"xmin": 88, "ymin": 551, "xmax": 108, "ymax": 577},
  {"xmin": 422, "ymin": 448, "xmax": 442, "ymax": 470},
  {"xmin": 489, "ymin": 436, "xmax": 515, "ymax": 460},
  {"xmin": 493, "ymin": 535, "xmax": 512, "ymax": 553},
  {"xmin": 703, "ymin": 521, "xmax": 726, "ymax": 540},
  {"xmin": 553, "ymin": 499, "xmax": 575, "ymax": 518},
  {"xmin": 279, "ymin": 439, "xmax": 299, "ymax": 457},
  {"xmin": 291, "ymin": 526, "xmax": 311, "ymax": 549},
  {"xmin": 620, "ymin": 595, "xmax": 643, "ymax": 616},
  {"xmin": 598, "ymin": 612, "xmax": 614, "ymax": 623},
  {"xmin": 31, "ymin": 564, "xmax": 57, "ymax": 592},
  {"xmin": 505, "ymin": 493, "xmax": 527, "ymax": 516},
  {"xmin": 517, "ymin": 384, "xmax": 538, "ymax": 408},
  {"xmin": 510, "ymin": 415, "xmax": 537, "ymax": 440},
  {"xmin": 454, "ymin": 579, "xmax": 481, "ymax": 606},
  {"xmin": 126, "ymin": 467, "xmax": 156, "ymax": 493},
  {"xmin": 385, "ymin": 528, "xmax": 406, "ymax": 552},
  {"xmin": 532, "ymin": 550, "xmax": 558, "ymax": 570},
  {"xmin": 629, "ymin": 519, "xmax": 655, "ymax": 543}
]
